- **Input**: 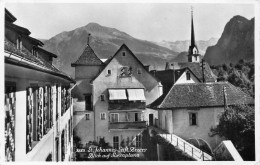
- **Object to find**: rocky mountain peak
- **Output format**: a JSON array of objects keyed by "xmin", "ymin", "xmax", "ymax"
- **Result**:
[{"xmin": 204, "ymin": 15, "xmax": 254, "ymax": 65}]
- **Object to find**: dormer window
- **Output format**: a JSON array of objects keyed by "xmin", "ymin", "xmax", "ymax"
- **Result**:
[
  {"xmin": 186, "ymin": 72, "xmax": 191, "ymax": 80},
  {"xmin": 32, "ymin": 46, "xmax": 37, "ymax": 57},
  {"xmin": 16, "ymin": 36, "xmax": 22, "ymax": 50}
]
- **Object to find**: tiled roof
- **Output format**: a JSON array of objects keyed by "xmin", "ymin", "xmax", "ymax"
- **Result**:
[
  {"xmin": 149, "ymin": 82, "xmax": 254, "ymax": 109},
  {"xmin": 5, "ymin": 38, "xmax": 74, "ymax": 82},
  {"xmin": 178, "ymin": 62, "xmax": 217, "ymax": 82},
  {"xmin": 37, "ymin": 47, "xmax": 57, "ymax": 58},
  {"xmin": 71, "ymin": 44, "xmax": 104, "ymax": 66}
]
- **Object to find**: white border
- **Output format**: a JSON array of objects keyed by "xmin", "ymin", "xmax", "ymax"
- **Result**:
[{"xmin": 1, "ymin": 0, "xmax": 259, "ymax": 164}]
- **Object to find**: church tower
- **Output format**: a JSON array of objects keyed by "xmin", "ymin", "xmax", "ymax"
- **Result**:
[{"xmin": 187, "ymin": 8, "xmax": 200, "ymax": 63}]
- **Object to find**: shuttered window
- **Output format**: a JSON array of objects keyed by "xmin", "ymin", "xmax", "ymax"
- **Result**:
[{"xmin": 189, "ymin": 113, "xmax": 197, "ymax": 126}]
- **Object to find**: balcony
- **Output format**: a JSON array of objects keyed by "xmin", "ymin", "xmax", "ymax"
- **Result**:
[
  {"xmin": 109, "ymin": 121, "xmax": 146, "ymax": 130},
  {"xmin": 108, "ymin": 101, "xmax": 146, "ymax": 110}
]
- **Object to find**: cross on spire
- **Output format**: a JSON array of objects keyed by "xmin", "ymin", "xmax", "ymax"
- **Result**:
[{"xmin": 87, "ymin": 33, "xmax": 91, "ymax": 45}]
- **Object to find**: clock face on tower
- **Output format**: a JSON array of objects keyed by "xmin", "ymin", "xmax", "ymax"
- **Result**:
[{"xmin": 119, "ymin": 66, "xmax": 132, "ymax": 77}]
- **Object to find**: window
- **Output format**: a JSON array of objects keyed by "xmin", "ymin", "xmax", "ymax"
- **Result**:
[
  {"xmin": 86, "ymin": 113, "xmax": 90, "ymax": 120},
  {"xmin": 100, "ymin": 94, "xmax": 105, "ymax": 101},
  {"xmin": 137, "ymin": 68, "xmax": 142, "ymax": 74},
  {"xmin": 110, "ymin": 113, "xmax": 119, "ymax": 122},
  {"xmin": 189, "ymin": 113, "xmax": 197, "ymax": 126},
  {"xmin": 16, "ymin": 36, "xmax": 22, "ymax": 50},
  {"xmin": 135, "ymin": 113, "xmax": 141, "ymax": 122},
  {"xmin": 100, "ymin": 112, "xmax": 106, "ymax": 120},
  {"xmin": 113, "ymin": 136, "xmax": 119, "ymax": 149},
  {"xmin": 32, "ymin": 46, "xmax": 37, "ymax": 57},
  {"xmin": 136, "ymin": 135, "xmax": 142, "ymax": 148},
  {"xmin": 107, "ymin": 69, "xmax": 111, "ymax": 75},
  {"xmin": 186, "ymin": 72, "xmax": 191, "ymax": 80},
  {"xmin": 122, "ymin": 51, "xmax": 126, "ymax": 56},
  {"xmin": 85, "ymin": 94, "xmax": 92, "ymax": 110}
]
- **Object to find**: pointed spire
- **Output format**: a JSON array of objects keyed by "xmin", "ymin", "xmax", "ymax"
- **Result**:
[
  {"xmin": 188, "ymin": 6, "xmax": 199, "ymax": 60},
  {"xmin": 191, "ymin": 6, "xmax": 195, "ymax": 47}
]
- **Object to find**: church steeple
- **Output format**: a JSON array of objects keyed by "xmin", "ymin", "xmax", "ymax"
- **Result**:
[
  {"xmin": 188, "ymin": 7, "xmax": 200, "ymax": 62},
  {"xmin": 191, "ymin": 8, "xmax": 195, "ymax": 48}
]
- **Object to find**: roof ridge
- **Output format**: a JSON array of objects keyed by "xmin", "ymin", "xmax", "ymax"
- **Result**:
[
  {"xmin": 173, "ymin": 81, "xmax": 226, "ymax": 86},
  {"xmin": 91, "ymin": 43, "xmax": 160, "ymax": 83}
]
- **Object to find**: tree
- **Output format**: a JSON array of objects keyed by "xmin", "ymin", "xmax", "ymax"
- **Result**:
[
  {"xmin": 212, "ymin": 59, "xmax": 254, "ymax": 97},
  {"xmin": 210, "ymin": 105, "xmax": 255, "ymax": 160}
]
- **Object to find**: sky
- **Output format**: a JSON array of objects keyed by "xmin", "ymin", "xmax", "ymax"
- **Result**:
[{"xmin": 5, "ymin": 2, "xmax": 255, "ymax": 42}]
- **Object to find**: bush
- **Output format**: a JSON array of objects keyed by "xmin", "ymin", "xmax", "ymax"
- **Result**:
[{"xmin": 210, "ymin": 104, "xmax": 255, "ymax": 160}]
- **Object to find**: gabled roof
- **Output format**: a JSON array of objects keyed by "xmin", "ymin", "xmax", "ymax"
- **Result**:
[
  {"xmin": 71, "ymin": 44, "xmax": 104, "ymax": 67},
  {"xmin": 151, "ymin": 67, "xmax": 201, "ymax": 92},
  {"xmin": 149, "ymin": 82, "xmax": 254, "ymax": 109},
  {"xmin": 5, "ymin": 21, "xmax": 31, "ymax": 36},
  {"xmin": 178, "ymin": 62, "xmax": 217, "ymax": 82},
  {"xmin": 5, "ymin": 20, "xmax": 43, "ymax": 46},
  {"xmin": 90, "ymin": 44, "xmax": 160, "ymax": 83}
]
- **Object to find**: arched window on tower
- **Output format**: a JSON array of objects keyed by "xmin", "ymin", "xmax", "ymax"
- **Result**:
[{"xmin": 193, "ymin": 47, "xmax": 197, "ymax": 54}]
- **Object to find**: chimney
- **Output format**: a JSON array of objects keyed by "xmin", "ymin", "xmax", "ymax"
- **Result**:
[{"xmin": 172, "ymin": 62, "xmax": 180, "ymax": 70}]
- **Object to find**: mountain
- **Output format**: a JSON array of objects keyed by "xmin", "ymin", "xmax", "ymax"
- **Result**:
[
  {"xmin": 171, "ymin": 51, "xmax": 189, "ymax": 63},
  {"xmin": 156, "ymin": 37, "xmax": 218, "ymax": 55},
  {"xmin": 204, "ymin": 16, "xmax": 254, "ymax": 65},
  {"xmin": 43, "ymin": 23, "xmax": 178, "ymax": 77}
]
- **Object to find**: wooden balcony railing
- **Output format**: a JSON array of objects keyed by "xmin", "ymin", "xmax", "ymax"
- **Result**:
[
  {"xmin": 108, "ymin": 101, "xmax": 146, "ymax": 110},
  {"xmin": 109, "ymin": 121, "xmax": 146, "ymax": 130}
]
